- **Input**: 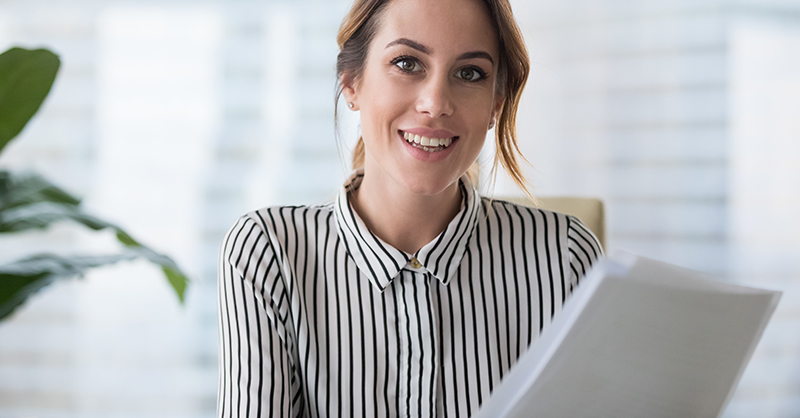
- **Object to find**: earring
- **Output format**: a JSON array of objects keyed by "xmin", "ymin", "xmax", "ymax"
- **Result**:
[
  {"xmin": 348, "ymin": 102, "xmax": 355, "ymax": 109},
  {"xmin": 488, "ymin": 120, "xmax": 495, "ymax": 129}
]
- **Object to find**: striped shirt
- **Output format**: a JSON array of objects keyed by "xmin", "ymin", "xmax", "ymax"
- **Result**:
[{"xmin": 217, "ymin": 171, "xmax": 603, "ymax": 418}]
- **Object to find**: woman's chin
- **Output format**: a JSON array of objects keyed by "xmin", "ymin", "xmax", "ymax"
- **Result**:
[{"xmin": 398, "ymin": 174, "xmax": 461, "ymax": 198}]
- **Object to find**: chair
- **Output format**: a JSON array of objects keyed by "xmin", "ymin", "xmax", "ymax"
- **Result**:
[{"xmin": 500, "ymin": 196, "xmax": 606, "ymax": 250}]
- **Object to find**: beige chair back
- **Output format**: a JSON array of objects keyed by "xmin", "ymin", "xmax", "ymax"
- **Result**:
[{"xmin": 500, "ymin": 196, "xmax": 606, "ymax": 250}]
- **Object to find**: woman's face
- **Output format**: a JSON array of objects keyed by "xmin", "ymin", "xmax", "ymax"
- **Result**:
[{"xmin": 345, "ymin": 0, "xmax": 501, "ymax": 196}]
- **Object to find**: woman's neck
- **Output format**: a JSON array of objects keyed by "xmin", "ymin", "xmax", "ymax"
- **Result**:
[{"xmin": 351, "ymin": 170, "xmax": 462, "ymax": 255}]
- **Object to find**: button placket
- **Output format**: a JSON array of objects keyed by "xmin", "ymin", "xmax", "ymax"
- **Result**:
[{"xmin": 396, "ymin": 275, "xmax": 410, "ymax": 417}]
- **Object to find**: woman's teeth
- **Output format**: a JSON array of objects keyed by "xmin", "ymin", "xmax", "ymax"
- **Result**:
[{"xmin": 403, "ymin": 132, "xmax": 454, "ymax": 152}]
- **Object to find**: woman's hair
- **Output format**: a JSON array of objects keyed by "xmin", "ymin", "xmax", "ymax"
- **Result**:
[{"xmin": 335, "ymin": 0, "xmax": 531, "ymax": 195}]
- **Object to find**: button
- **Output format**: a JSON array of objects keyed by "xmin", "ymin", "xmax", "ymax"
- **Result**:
[{"xmin": 410, "ymin": 258, "xmax": 422, "ymax": 269}]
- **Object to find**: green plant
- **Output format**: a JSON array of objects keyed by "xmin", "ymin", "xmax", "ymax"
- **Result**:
[{"xmin": 0, "ymin": 47, "xmax": 188, "ymax": 321}]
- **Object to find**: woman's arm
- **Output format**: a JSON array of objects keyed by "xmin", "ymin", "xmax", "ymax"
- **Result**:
[
  {"xmin": 567, "ymin": 215, "xmax": 604, "ymax": 290},
  {"xmin": 217, "ymin": 216, "xmax": 299, "ymax": 418}
]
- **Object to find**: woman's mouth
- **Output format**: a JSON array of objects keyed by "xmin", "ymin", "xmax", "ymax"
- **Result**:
[{"xmin": 402, "ymin": 131, "xmax": 457, "ymax": 153}]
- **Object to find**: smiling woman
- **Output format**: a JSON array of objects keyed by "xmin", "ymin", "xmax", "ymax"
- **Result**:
[
  {"xmin": 337, "ymin": 0, "xmax": 530, "ymax": 193},
  {"xmin": 341, "ymin": 0, "xmax": 504, "ymax": 252},
  {"xmin": 217, "ymin": 0, "xmax": 603, "ymax": 417}
]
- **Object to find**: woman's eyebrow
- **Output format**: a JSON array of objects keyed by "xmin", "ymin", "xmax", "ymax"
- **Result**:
[
  {"xmin": 457, "ymin": 51, "xmax": 494, "ymax": 64},
  {"xmin": 385, "ymin": 38, "xmax": 494, "ymax": 65},
  {"xmin": 385, "ymin": 38, "xmax": 430, "ymax": 54}
]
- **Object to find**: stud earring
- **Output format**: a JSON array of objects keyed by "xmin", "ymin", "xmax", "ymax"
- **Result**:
[
  {"xmin": 348, "ymin": 102, "xmax": 355, "ymax": 109},
  {"xmin": 488, "ymin": 120, "xmax": 495, "ymax": 129}
]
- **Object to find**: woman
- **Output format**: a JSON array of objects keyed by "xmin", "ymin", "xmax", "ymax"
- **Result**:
[{"xmin": 218, "ymin": 0, "xmax": 602, "ymax": 416}]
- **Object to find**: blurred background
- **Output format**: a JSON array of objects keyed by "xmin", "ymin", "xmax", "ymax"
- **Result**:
[{"xmin": 0, "ymin": 0, "xmax": 798, "ymax": 416}]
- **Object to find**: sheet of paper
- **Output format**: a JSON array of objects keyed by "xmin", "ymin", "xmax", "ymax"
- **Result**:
[{"xmin": 474, "ymin": 253, "xmax": 781, "ymax": 418}]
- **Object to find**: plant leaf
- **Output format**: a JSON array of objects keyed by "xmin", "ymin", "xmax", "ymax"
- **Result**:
[
  {"xmin": 0, "ymin": 271, "xmax": 53, "ymax": 323},
  {"xmin": 0, "ymin": 201, "xmax": 190, "ymax": 302},
  {"xmin": 0, "ymin": 253, "xmax": 137, "ymax": 321},
  {"xmin": 0, "ymin": 201, "xmax": 112, "ymax": 233},
  {"xmin": 0, "ymin": 192, "xmax": 190, "ymax": 306},
  {"xmin": 0, "ymin": 170, "xmax": 81, "ymax": 211},
  {"xmin": 0, "ymin": 251, "xmax": 188, "ymax": 321},
  {"xmin": 162, "ymin": 266, "xmax": 187, "ymax": 304},
  {"xmin": 115, "ymin": 230, "xmax": 141, "ymax": 247},
  {"xmin": 103, "ymin": 246, "xmax": 189, "ymax": 303},
  {"xmin": 0, "ymin": 47, "xmax": 60, "ymax": 154}
]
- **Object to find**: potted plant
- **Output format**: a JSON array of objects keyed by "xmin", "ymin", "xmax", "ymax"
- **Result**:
[{"xmin": 0, "ymin": 47, "xmax": 188, "ymax": 321}]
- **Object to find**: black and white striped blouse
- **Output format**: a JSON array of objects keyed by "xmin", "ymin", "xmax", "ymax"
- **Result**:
[{"xmin": 217, "ymin": 171, "xmax": 603, "ymax": 418}]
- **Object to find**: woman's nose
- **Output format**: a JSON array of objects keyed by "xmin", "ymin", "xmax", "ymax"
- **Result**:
[{"xmin": 415, "ymin": 75, "xmax": 454, "ymax": 118}]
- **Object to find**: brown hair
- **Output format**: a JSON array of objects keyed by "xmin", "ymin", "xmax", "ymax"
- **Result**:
[{"xmin": 335, "ymin": 0, "xmax": 531, "ymax": 196}]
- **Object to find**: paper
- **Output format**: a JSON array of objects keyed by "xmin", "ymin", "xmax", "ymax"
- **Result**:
[{"xmin": 474, "ymin": 253, "xmax": 781, "ymax": 418}]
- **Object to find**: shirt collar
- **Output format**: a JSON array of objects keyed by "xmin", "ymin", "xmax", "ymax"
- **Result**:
[{"xmin": 334, "ymin": 169, "xmax": 482, "ymax": 292}]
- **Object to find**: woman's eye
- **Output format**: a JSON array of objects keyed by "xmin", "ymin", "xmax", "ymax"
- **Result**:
[
  {"xmin": 395, "ymin": 58, "xmax": 420, "ymax": 73},
  {"xmin": 456, "ymin": 67, "xmax": 485, "ymax": 82}
]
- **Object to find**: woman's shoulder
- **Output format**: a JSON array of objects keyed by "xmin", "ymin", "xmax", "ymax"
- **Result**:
[
  {"xmin": 223, "ymin": 202, "xmax": 337, "ymax": 246},
  {"xmin": 480, "ymin": 196, "xmax": 570, "ymax": 221},
  {"xmin": 479, "ymin": 196, "xmax": 603, "ymax": 252},
  {"xmin": 248, "ymin": 202, "xmax": 336, "ymax": 227}
]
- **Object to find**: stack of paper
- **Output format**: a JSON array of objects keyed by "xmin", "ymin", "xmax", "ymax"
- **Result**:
[{"xmin": 475, "ymin": 253, "xmax": 781, "ymax": 418}]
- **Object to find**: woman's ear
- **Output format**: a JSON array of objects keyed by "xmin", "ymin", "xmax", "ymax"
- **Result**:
[
  {"xmin": 341, "ymin": 74, "xmax": 359, "ymax": 111},
  {"xmin": 490, "ymin": 95, "xmax": 503, "ymax": 128}
]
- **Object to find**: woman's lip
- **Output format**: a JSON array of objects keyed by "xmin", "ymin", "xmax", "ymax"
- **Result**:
[
  {"xmin": 400, "ymin": 128, "xmax": 458, "ymax": 139},
  {"xmin": 398, "ymin": 130, "xmax": 456, "ymax": 162}
]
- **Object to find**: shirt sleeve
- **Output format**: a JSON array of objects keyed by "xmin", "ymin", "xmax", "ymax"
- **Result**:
[
  {"xmin": 217, "ymin": 215, "xmax": 300, "ymax": 418},
  {"xmin": 566, "ymin": 215, "xmax": 604, "ymax": 290}
]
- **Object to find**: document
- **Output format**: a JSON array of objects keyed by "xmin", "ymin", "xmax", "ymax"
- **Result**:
[{"xmin": 474, "ymin": 253, "xmax": 781, "ymax": 418}]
